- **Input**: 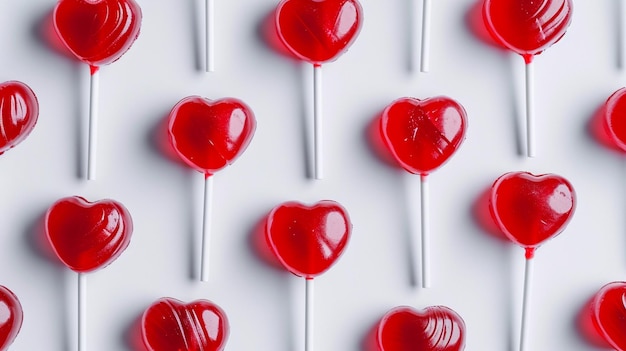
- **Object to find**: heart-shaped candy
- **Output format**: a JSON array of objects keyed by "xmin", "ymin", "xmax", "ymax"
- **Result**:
[
  {"xmin": 0, "ymin": 286, "xmax": 22, "ymax": 350},
  {"xmin": 596, "ymin": 87, "xmax": 626, "ymax": 152},
  {"xmin": 483, "ymin": 0, "xmax": 573, "ymax": 63},
  {"xmin": 379, "ymin": 97, "xmax": 467, "ymax": 176},
  {"xmin": 489, "ymin": 172, "xmax": 575, "ymax": 258},
  {"xmin": 45, "ymin": 196, "xmax": 133, "ymax": 273},
  {"xmin": 579, "ymin": 282, "xmax": 626, "ymax": 350},
  {"xmin": 142, "ymin": 297, "xmax": 229, "ymax": 351},
  {"xmin": 0, "ymin": 81, "xmax": 39, "ymax": 155},
  {"xmin": 168, "ymin": 96, "xmax": 257, "ymax": 176},
  {"xmin": 53, "ymin": 0, "xmax": 142, "ymax": 68},
  {"xmin": 275, "ymin": 0, "xmax": 363, "ymax": 64},
  {"xmin": 376, "ymin": 306, "xmax": 466, "ymax": 351},
  {"xmin": 265, "ymin": 200, "xmax": 351, "ymax": 279}
]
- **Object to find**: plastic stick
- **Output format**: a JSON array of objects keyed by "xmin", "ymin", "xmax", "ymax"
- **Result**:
[
  {"xmin": 313, "ymin": 64, "xmax": 323, "ymax": 180},
  {"xmin": 420, "ymin": 174, "xmax": 430, "ymax": 288},
  {"xmin": 420, "ymin": 0, "xmax": 432, "ymax": 72},
  {"xmin": 200, "ymin": 174, "xmax": 214, "ymax": 281},
  {"xmin": 525, "ymin": 61, "xmax": 535, "ymax": 157},
  {"xmin": 78, "ymin": 272, "xmax": 86, "ymax": 351},
  {"xmin": 519, "ymin": 257, "xmax": 534, "ymax": 351},
  {"xmin": 305, "ymin": 278, "xmax": 314, "ymax": 351},
  {"xmin": 87, "ymin": 67, "xmax": 99, "ymax": 180},
  {"xmin": 206, "ymin": 0, "xmax": 215, "ymax": 72}
]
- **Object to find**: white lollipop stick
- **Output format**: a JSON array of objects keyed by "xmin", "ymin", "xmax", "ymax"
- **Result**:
[
  {"xmin": 420, "ymin": 0, "xmax": 432, "ymax": 72},
  {"xmin": 619, "ymin": 0, "xmax": 626, "ymax": 69},
  {"xmin": 313, "ymin": 64, "xmax": 323, "ymax": 180},
  {"xmin": 87, "ymin": 67, "xmax": 100, "ymax": 180},
  {"xmin": 420, "ymin": 174, "xmax": 430, "ymax": 288},
  {"xmin": 525, "ymin": 60, "xmax": 535, "ymax": 157},
  {"xmin": 205, "ymin": 0, "xmax": 215, "ymax": 72},
  {"xmin": 200, "ymin": 174, "xmax": 214, "ymax": 281},
  {"xmin": 305, "ymin": 278, "xmax": 314, "ymax": 351},
  {"xmin": 78, "ymin": 272, "xmax": 87, "ymax": 351},
  {"xmin": 519, "ymin": 257, "xmax": 534, "ymax": 351}
]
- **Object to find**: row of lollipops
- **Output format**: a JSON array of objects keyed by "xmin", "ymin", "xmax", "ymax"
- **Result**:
[{"xmin": 0, "ymin": 0, "xmax": 625, "ymax": 351}]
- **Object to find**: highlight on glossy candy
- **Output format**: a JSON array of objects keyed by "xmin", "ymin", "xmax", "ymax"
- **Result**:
[
  {"xmin": 0, "ymin": 81, "xmax": 39, "ymax": 155},
  {"xmin": 578, "ymin": 282, "xmax": 626, "ymax": 351},
  {"xmin": 141, "ymin": 297, "xmax": 229, "ymax": 351}
]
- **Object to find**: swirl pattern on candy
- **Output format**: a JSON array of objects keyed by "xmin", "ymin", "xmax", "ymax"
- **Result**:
[
  {"xmin": 0, "ymin": 286, "xmax": 22, "ymax": 351},
  {"xmin": 53, "ymin": 0, "xmax": 142, "ymax": 69},
  {"xmin": 275, "ymin": 0, "xmax": 363, "ymax": 64},
  {"xmin": 579, "ymin": 282, "xmax": 626, "ymax": 350},
  {"xmin": 45, "ymin": 196, "xmax": 133, "ymax": 272},
  {"xmin": 482, "ymin": 0, "xmax": 573, "ymax": 63},
  {"xmin": 376, "ymin": 306, "xmax": 466, "ymax": 351},
  {"xmin": 0, "ymin": 81, "xmax": 39, "ymax": 155},
  {"xmin": 265, "ymin": 200, "xmax": 351, "ymax": 279},
  {"xmin": 141, "ymin": 297, "xmax": 229, "ymax": 351}
]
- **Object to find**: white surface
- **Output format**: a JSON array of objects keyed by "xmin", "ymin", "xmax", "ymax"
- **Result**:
[{"xmin": 0, "ymin": 1, "xmax": 623, "ymax": 350}]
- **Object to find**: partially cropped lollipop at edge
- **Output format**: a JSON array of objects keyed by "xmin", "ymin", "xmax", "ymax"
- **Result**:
[
  {"xmin": 45, "ymin": 196, "xmax": 133, "ymax": 351},
  {"xmin": 53, "ymin": 0, "xmax": 142, "ymax": 180},
  {"xmin": 265, "ymin": 200, "xmax": 351, "ymax": 351},
  {"xmin": 483, "ymin": 0, "xmax": 573, "ymax": 157},
  {"xmin": 375, "ymin": 305, "xmax": 466, "ymax": 351},
  {"xmin": 578, "ymin": 282, "xmax": 626, "ymax": 351},
  {"xmin": 0, "ymin": 286, "xmax": 23, "ymax": 350},
  {"xmin": 0, "ymin": 81, "xmax": 38, "ymax": 155},
  {"xmin": 274, "ymin": 0, "xmax": 363, "ymax": 179},
  {"xmin": 591, "ymin": 87, "xmax": 626, "ymax": 153},
  {"xmin": 167, "ymin": 96, "xmax": 256, "ymax": 282},
  {"xmin": 141, "ymin": 297, "xmax": 229, "ymax": 351},
  {"xmin": 489, "ymin": 171, "xmax": 575, "ymax": 351}
]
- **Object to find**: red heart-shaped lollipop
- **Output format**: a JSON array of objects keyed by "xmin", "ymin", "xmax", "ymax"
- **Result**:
[
  {"xmin": 483, "ymin": 0, "xmax": 573, "ymax": 63},
  {"xmin": 265, "ymin": 200, "xmax": 351, "ymax": 279},
  {"xmin": 53, "ymin": 0, "xmax": 142, "ymax": 68},
  {"xmin": 0, "ymin": 81, "xmax": 39, "ymax": 155},
  {"xmin": 376, "ymin": 306, "xmax": 466, "ymax": 351},
  {"xmin": 275, "ymin": 0, "xmax": 363, "ymax": 64},
  {"xmin": 141, "ymin": 297, "xmax": 229, "ymax": 351},
  {"xmin": 489, "ymin": 172, "xmax": 575, "ymax": 258},
  {"xmin": 379, "ymin": 97, "xmax": 467, "ymax": 176},
  {"xmin": 45, "ymin": 196, "xmax": 133, "ymax": 273},
  {"xmin": 0, "ymin": 286, "xmax": 23, "ymax": 350},
  {"xmin": 579, "ymin": 282, "xmax": 626, "ymax": 350},
  {"xmin": 594, "ymin": 87, "xmax": 626, "ymax": 153},
  {"xmin": 168, "ymin": 96, "xmax": 257, "ymax": 176}
]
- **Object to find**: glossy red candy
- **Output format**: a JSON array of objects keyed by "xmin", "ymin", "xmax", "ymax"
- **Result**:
[
  {"xmin": 579, "ymin": 282, "xmax": 626, "ymax": 350},
  {"xmin": 594, "ymin": 88, "xmax": 626, "ymax": 152},
  {"xmin": 376, "ymin": 306, "xmax": 466, "ymax": 351},
  {"xmin": 483, "ymin": 0, "xmax": 573, "ymax": 63},
  {"xmin": 489, "ymin": 172, "xmax": 575, "ymax": 258},
  {"xmin": 379, "ymin": 97, "xmax": 467, "ymax": 176},
  {"xmin": 142, "ymin": 297, "xmax": 229, "ymax": 351},
  {"xmin": 0, "ymin": 286, "xmax": 22, "ymax": 350},
  {"xmin": 53, "ymin": 0, "xmax": 142, "ymax": 69},
  {"xmin": 168, "ymin": 96, "xmax": 257, "ymax": 176},
  {"xmin": 45, "ymin": 196, "xmax": 133, "ymax": 273},
  {"xmin": 0, "ymin": 81, "xmax": 39, "ymax": 155},
  {"xmin": 265, "ymin": 200, "xmax": 351, "ymax": 279},
  {"xmin": 275, "ymin": 0, "xmax": 363, "ymax": 64}
]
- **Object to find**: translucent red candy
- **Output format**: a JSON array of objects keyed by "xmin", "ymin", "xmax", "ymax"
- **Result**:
[
  {"xmin": 45, "ymin": 196, "xmax": 133, "ymax": 273},
  {"xmin": 489, "ymin": 172, "xmax": 575, "ymax": 259},
  {"xmin": 167, "ymin": 96, "xmax": 257, "ymax": 177},
  {"xmin": 142, "ymin": 297, "xmax": 229, "ymax": 351},
  {"xmin": 482, "ymin": 0, "xmax": 573, "ymax": 63},
  {"xmin": 378, "ymin": 97, "xmax": 467, "ymax": 176},
  {"xmin": 275, "ymin": 0, "xmax": 363, "ymax": 65},
  {"xmin": 0, "ymin": 286, "xmax": 22, "ymax": 350},
  {"xmin": 376, "ymin": 306, "xmax": 466, "ymax": 351},
  {"xmin": 0, "ymin": 81, "xmax": 38, "ymax": 155},
  {"xmin": 593, "ymin": 88, "xmax": 626, "ymax": 152},
  {"xmin": 578, "ymin": 282, "xmax": 626, "ymax": 350},
  {"xmin": 265, "ymin": 201, "xmax": 351, "ymax": 279},
  {"xmin": 53, "ymin": 0, "xmax": 142, "ymax": 69}
]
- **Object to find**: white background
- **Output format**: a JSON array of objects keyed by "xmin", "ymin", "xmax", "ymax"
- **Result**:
[{"xmin": 0, "ymin": 0, "xmax": 623, "ymax": 350}]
